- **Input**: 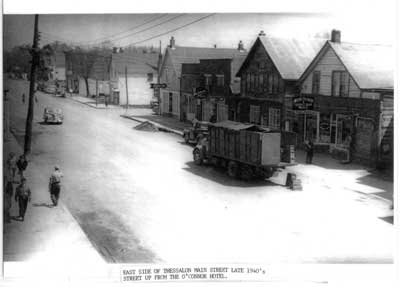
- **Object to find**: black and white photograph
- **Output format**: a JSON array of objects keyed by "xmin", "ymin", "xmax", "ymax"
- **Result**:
[{"xmin": 1, "ymin": 0, "xmax": 398, "ymax": 285}]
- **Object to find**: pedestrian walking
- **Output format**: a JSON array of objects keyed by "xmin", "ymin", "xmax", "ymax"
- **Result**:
[
  {"xmin": 22, "ymin": 93, "xmax": 25, "ymax": 103},
  {"xmin": 15, "ymin": 177, "xmax": 31, "ymax": 221},
  {"xmin": 4, "ymin": 177, "xmax": 14, "ymax": 223},
  {"xmin": 16, "ymin": 154, "xmax": 28, "ymax": 182},
  {"xmin": 6, "ymin": 152, "xmax": 17, "ymax": 181},
  {"xmin": 49, "ymin": 165, "xmax": 63, "ymax": 206},
  {"xmin": 305, "ymin": 139, "xmax": 314, "ymax": 164}
]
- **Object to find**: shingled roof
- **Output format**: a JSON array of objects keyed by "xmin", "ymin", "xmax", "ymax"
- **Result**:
[
  {"xmin": 328, "ymin": 41, "xmax": 393, "ymax": 90},
  {"xmin": 112, "ymin": 52, "xmax": 159, "ymax": 75},
  {"xmin": 163, "ymin": 46, "xmax": 247, "ymax": 78},
  {"xmin": 237, "ymin": 36, "xmax": 325, "ymax": 80}
]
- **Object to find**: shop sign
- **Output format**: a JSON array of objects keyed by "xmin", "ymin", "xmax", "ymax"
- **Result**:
[{"xmin": 293, "ymin": 96, "xmax": 314, "ymax": 110}]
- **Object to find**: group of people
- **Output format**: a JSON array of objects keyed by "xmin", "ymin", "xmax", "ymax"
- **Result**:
[{"xmin": 4, "ymin": 152, "xmax": 63, "ymax": 223}]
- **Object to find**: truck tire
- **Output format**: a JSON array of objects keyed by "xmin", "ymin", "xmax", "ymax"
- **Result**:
[
  {"xmin": 227, "ymin": 161, "xmax": 239, "ymax": 178},
  {"xmin": 263, "ymin": 167, "xmax": 275, "ymax": 179},
  {"xmin": 240, "ymin": 164, "xmax": 254, "ymax": 181},
  {"xmin": 193, "ymin": 148, "xmax": 203, "ymax": 165}
]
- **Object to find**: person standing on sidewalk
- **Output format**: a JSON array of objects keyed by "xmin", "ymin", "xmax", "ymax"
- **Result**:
[
  {"xmin": 4, "ymin": 176, "xmax": 14, "ymax": 223},
  {"xmin": 6, "ymin": 152, "xmax": 17, "ymax": 181},
  {"xmin": 15, "ymin": 177, "xmax": 31, "ymax": 221},
  {"xmin": 49, "ymin": 165, "xmax": 63, "ymax": 206},
  {"xmin": 305, "ymin": 139, "xmax": 314, "ymax": 164},
  {"xmin": 16, "ymin": 154, "xmax": 28, "ymax": 182}
]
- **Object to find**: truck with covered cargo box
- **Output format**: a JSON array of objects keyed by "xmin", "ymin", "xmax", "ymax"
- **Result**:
[{"xmin": 193, "ymin": 120, "xmax": 297, "ymax": 180}]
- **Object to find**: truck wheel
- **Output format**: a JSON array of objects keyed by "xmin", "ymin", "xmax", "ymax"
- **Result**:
[
  {"xmin": 263, "ymin": 168, "xmax": 274, "ymax": 179},
  {"xmin": 240, "ymin": 165, "xmax": 254, "ymax": 181},
  {"xmin": 193, "ymin": 148, "xmax": 203, "ymax": 165},
  {"xmin": 227, "ymin": 161, "xmax": 239, "ymax": 178}
]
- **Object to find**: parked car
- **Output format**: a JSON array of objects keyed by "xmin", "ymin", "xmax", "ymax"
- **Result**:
[
  {"xmin": 183, "ymin": 120, "xmax": 211, "ymax": 144},
  {"xmin": 43, "ymin": 107, "xmax": 63, "ymax": 124}
]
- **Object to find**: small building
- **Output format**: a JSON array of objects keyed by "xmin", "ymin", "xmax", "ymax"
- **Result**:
[
  {"xmin": 42, "ymin": 50, "xmax": 66, "ymax": 82},
  {"xmin": 159, "ymin": 37, "xmax": 247, "ymax": 119},
  {"xmin": 180, "ymin": 49, "xmax": 247, "ymax": 122},
  {"xmin": 235, "ymin": 31, "xmax": 324, "ymax": 132},
  {"xmin": 109, "ymin": 51, "xmax": 158, "ymax": 106},
  {"xmin": 298, "ymin": 30, "xmax": 394, "ymax": 166}
]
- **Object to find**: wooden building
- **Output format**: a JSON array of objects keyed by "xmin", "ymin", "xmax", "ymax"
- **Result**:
[
  {"xmin": 159, "ymin": 37, "xmax": 247, "ymax": 119},
  {"xmin": 180, "ymin": 49, "xmax": 247, "ymax": 122},
  {"xmin": 298, "ymin": 30, "xmax": 394, "ymax": 166},
  {"xmin": 235, "ymin": 31, "xmax": 324, "ymax": 131}
]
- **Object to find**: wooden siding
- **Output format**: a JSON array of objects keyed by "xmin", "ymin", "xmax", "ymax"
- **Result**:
[
  {"xmin": 379, "ymin": 94, "xmax": 394, "ymax": 162},
  {"xmin": 301, "ymin": 47, "xmax": 361, "ymax": 98},
  {"xmin": 160, "ymin": 52, "xmax": 180, "ymax": 92}
]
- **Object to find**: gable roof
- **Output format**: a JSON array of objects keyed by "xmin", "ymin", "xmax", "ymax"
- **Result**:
[
  {"xmin": 237, "ymin": 36, "xmax": 325, "ymax": 80},
  {"xmin": 111, "ymin": 52, "xmax": 159, "ymax": 76},
  {"xmin": 163, "ymin": 46, "xmax": 247, "ymax": 78},
  {"xmin": 328, "ymin": 41, "xmax": 393, "ymax": 90}
]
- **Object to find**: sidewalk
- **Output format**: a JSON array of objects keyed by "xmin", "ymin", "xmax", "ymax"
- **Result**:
[
  {"xmin": 122, "ymin": 113, "xmax": 192, "ymax": 136},
  {"xmin": 3, "ymin": 134, "xmax": 104, "ymax": 274},
  {"xmin": 67, "ymin": 94, "xmax": 120, "ymax": 109}
]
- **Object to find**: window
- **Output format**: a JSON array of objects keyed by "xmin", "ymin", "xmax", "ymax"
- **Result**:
[
  {"xmin": 332, "ymin": 71, "xmax": 349, "ymax": 97},
  {"xmin": 216, "ymin": 75, "xmax": 224, "ymax": 87},
  {"xmin": 189, "ymin": 96, "xmax": 196, "ymax": 113},
  {"xmin": 254, "ymin": 74, "xmax": 259, "ymax": 90},
  {"xmin": 268, "ymin": 108, "xmax": 280, "ymax": 128},
  {"xmin": 204, "ymin": 74, "xmax": 212, "ymax": 86},
  {"xmin": 249, "ymin": 105, "xmax": 260, "ymax": 124},
  {"xmin": 312, "ymin": 71, "xmax": 320, "ymax": 94},
  {"xmin": 147, "ymin": 73, "xmax": 153, "ymax": 82},
  {"xmin": 263, "ymin": 74, "xmax": 268, "ymax": 92},
  {"xmin": 273, "ymin": 74, "xmax": 279, "ymax": 93},
  {"xmin": 259, "ymin": 74, "xmax": 264, "ymax": 91},
  {"xmin": 246, "ymin": 73, "xmax": 251, "ymax": 92},
  {"xmin": 268, "ymin": 74, "xmax": 273, "ymax": 93}
]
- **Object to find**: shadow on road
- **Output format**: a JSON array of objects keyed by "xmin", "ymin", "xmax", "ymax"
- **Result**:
[
  {"xmin": 32, "ymin": 202, "xmax": 54, "ymax": 208},
  {"xmin": 183, "ymin": 161, "xmax": 281, "ymax": 188}
]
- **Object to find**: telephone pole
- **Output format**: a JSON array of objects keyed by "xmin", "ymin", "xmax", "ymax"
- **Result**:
[
  {"xmin": 125, "ymin": 66, "xmax": 128, "ymax": 113},
  {"xmin": 24, "ymin": 14, "xmax": 40, "ymax": 156}
]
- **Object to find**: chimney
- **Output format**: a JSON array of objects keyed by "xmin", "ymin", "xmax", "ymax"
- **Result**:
[
  {"xmin": 331, "ymin": 29, "xmax": 341, "ymax": 43},
  {"xmin": 259, "ymin": 30, "xmax": 266, "ymax": 36},
  {"xmin": 169, "ymin": 36, "xmax": 176, "ymax": 49},
  {"xmin": 238, "ymin": 40, "xmax": 245, "ymax": 52}
]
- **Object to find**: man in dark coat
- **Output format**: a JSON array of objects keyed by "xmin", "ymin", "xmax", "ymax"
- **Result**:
[
  {"xmin": 15, "ymin": 177, "xmax": 31, "ymax": 221},
  {"xmin": 305, "ymin": 139, "xmax": 314, "ymax": 164},
  {"xmin": 4, "ymin": 177, "xmax": 14, "ymax": 223}
]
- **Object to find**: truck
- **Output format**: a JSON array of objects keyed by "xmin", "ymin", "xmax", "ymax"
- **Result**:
[
  {"xmin": 192, "ymin": 120, "xmax": 297, "ymax": 180},
  {"xmin": 183, "ymin": 120, "xmax": 212, "ymax": 145}
]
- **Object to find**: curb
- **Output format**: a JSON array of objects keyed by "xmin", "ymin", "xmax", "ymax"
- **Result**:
[
  {"xmin": 120, "ymin": 115, "xmax": 184, "ymax": 136},
  {"xmin": 66, "ymin": 96, "xmax": 108, "ymax": 109}
]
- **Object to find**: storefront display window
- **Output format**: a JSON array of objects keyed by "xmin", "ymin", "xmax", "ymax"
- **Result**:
[{"xmin": 319, "ymin": 113, "xmax": 331, "ymax": 143}]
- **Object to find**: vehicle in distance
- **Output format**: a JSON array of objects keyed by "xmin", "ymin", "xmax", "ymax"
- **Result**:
[{"xmin": 43, "ymin": 107, "xmax": 63, "ymax": 124}]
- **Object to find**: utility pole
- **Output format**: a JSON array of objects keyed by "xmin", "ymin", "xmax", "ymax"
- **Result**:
[
  {"xmin": 125, "ymin": 66, "xmax": 128, "ymax": 113},
  {"xmin": 24, "ymin": 14, "xmax": 40, "ymax": 156}
]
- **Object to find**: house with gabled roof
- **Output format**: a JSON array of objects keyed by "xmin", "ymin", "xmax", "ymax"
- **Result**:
[
  {"xmin": 110, "ymin": 51, "xmax": 158, "ymax": 106},
  {"xmin": 159, "ymin": 37, "xmax": 248, "ymax": 119},
  {"xmin": 298, "ymin": 30, "xmax": 394, "ymax": 166},
  {"xmin": 235, "ymin": 31, "xmax": 325, "ymax": 133}
]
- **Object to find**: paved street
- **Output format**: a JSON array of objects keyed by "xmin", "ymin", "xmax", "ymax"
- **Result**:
[{"xmin": 4, "ymin": 79, "xmax": 394, "ymax": 264}]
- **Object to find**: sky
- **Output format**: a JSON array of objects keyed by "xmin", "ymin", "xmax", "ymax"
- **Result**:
[{"xmin": 3, "ymin": 1, "xmax": 397, "ymax": 52}]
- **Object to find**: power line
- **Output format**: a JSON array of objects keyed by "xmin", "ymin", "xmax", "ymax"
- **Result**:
[
  {"xmin": 110, "ymin": 14, "xmax": 187, "ymax": 45},
  {"xmin": 81, "ymin": 14, "xmax": 169, "ymax": 44},
  {"xmin": 123, "ymin": 13, "xmax": 216, "ymax": 47}
]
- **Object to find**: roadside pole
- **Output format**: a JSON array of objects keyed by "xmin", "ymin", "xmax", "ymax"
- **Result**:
[
  {"xmin": 24, "ymin": 14, "xmax": 40, "ymax": 156},
  {"xmin": 96, "ymin": 78, "xmax": 99, "ymax": 107},
  {"xmin": 125, "ymin": 66, "xmax": 128, "ymax": 114}
]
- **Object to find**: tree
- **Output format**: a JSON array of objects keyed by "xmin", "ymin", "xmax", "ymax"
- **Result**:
[{"xmin": 70, "ymin": 49, "xmax": 100, "ymax": 97}]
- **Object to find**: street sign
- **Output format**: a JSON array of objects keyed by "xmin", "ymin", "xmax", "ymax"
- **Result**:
[{"xmin": 150, "ymin": 83, "xmax": 167, "ymax": 89}]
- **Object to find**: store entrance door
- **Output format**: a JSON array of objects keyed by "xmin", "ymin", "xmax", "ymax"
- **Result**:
[{"xmin": 296, "ymin": 111, "xmax": 319, "ymax": 143}]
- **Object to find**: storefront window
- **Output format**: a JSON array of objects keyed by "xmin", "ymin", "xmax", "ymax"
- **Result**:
[{"xmin": 319, "ymin": 113, "xmax": 331, "ymax": 143}]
